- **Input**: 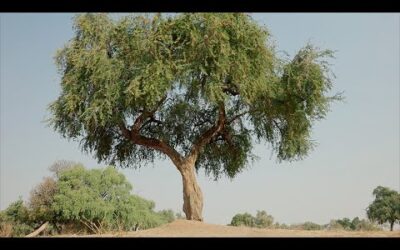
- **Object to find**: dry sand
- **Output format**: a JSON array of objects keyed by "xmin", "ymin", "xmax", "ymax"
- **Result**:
[{"xmin": 59, "ymin": 220, "xmax": 400, "ymax": 237}]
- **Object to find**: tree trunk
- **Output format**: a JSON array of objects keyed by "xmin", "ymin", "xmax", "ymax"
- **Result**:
[
  {"xmin": 390, "ymin": 221, "xmax": 394, "ymax": 231},
  {"xmin": 179, "ymin": 162, "xmax": 203, "ymax": 221}
]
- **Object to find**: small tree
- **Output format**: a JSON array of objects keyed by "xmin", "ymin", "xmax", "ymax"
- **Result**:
[
  {"xmin": 50, "ymin": 13, "xmax": 341, "ymax": 221},
  {"xmin": 254, "ymin": 210, "xmax": 274, "ymax": 228},
  {"xmin": 367, "ymin": 186, "xmax": 400, "ymax": 231},
  {"xmin": 28, "ymin": 177, "xmax": 57, "ymax": 224},
  {"xmin": 51, "ymin": 164, "xmax": 169, "ymax": 233}
]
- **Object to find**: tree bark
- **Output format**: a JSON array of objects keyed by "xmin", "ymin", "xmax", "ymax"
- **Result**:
[
  {"xmin": 179, "ymin": 161, "xmax": 203, "ymax": 221},
  {"xmin": 390, "ymin": 221, "xmax": 394, "ymax": 231},
  {"xmin": 26, "ymin": 221, "xmax": 49, "ymax": 237}
]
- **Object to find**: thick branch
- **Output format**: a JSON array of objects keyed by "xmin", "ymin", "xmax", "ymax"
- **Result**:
[
  {"xmin": 119, "ymin": 122, "xmax": 183, "ymax": 166},
  {"xmin": 187, "ymin": 104, "xmax": 226, "ymax": 162},
  {"xmin": 118, "ymin": 97, "xmax": 184, "ymax": 167},
  {"xmin": 26, "ymin": 222, "xmax": 49, "ymax": 237},
  {"xmin": 131, "ymin": 133, "xmax": 183, "ymax": 166}
]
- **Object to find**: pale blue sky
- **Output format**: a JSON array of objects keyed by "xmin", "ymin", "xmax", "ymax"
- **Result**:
[{"xmin": 0, "ymin": 13, "xmax": 399, "ymax": 225}]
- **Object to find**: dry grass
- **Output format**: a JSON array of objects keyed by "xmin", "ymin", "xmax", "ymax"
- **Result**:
[
  {"xmin": 0, "ymin": 223, "xmax": 13, "ymax": 237},
  {"xmin": 56, "ymin": 220, "xmax": 400, "ymax": 238}
]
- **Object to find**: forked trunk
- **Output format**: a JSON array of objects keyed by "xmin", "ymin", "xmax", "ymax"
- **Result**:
[{"xmin": 179, "ymin": 162, "xmax": 203, "ymax": 221}]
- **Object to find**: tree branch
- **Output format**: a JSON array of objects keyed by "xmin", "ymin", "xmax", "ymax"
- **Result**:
[
  {"xmin": 228, "ymin": 110, "xmax": 249, "ymax": 124},
  {"xmin": 187, "ymin": 103, "xmax": 226, "ymax": 163},
  {"xmin": 140, "ymin": 117, "xmax": 163, "ymax": 131},
  {"xmin": 272, "ymin": 119, "xmax": 285, "ymax": 136},
  {"xmin": 118, "ymin": 96, "xmax": 184, "ymax": 167},
  {"xmin": 222, "ymin": 86, "xmax": 239, "ymax": 96}
]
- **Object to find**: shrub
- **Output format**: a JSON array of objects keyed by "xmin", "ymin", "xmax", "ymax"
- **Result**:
[{"xmin": 230, "ymin": 213, "xmax": 256, "ymax": 227}]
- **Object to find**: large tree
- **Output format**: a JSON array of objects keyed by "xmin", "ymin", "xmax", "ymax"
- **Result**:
[
  {"xmin": 49, "ymin": 13, "xmax": 341, "ymax": 221},
  {"xmin": 367, "ymin": 186, "xmax": 400, "ymax": 231}
]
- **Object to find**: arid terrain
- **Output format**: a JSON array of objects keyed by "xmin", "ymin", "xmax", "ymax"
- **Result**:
[{"xmin": 58, "ymin": 220, "xmax": 400, "ymax": 237}]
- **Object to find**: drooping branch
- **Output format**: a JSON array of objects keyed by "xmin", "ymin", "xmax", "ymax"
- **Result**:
[{"xmin": 272, "ymin": 119, "xmax": 285, "ymax": 136}]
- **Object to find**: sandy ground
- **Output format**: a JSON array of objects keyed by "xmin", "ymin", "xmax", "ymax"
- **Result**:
[{"xmin": 57, "ymin": 220, "xmax": 400, "ymax": 237}]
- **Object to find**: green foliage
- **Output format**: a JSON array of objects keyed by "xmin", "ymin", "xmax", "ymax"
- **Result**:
[
  {"xmin": 157, "ymin": 209, "xmax": 176, "ymax": 223},
  {"xmin": 300, "ymin": 221, "xmax": 322, "ymax": 230},
  {"xmin": 49, "ymin": 13, "xmax": 341, "ymax": 180},
  {"xmin": 52, "ymin": 164, "xmax": 166, "ymax": 232},
  {"xmin": 230, "ymin": 210, "xmax": 274, "ymax": 228},
  {"xmin": 367, "ymin": 186, "xmax": 400, "ymax": 230},
  {"xmin": 1, "ymin": 161, "xmax": 176, "ymax": 236},
  {"xmin": 230, "ymin": 212, "xmax": 256, "ymax": 227},
  {"xmin": 229, "ymin": 211, "xmax": 381, "ymax": 232},
  {"xmin": 1, "ymin": 199, "xmax": 34, "ymax": 237},
  {"xmin": 326, "ymin": 217, "xmax": 381, "ymax": 231},
  {"xmin": 254, "ymin": 210, "xmax": 274, "ymax": 228},
  {"xmin": 336, "ymin": 217, "xmax": 352, "ymax": 230},
  {"xmin": 4, "ymin": 199, "xmax": 30, "ymax": 224}
]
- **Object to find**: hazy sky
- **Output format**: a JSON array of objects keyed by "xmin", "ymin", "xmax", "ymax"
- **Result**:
[{"xmin": 0, "ymin": 13, "xmax": 399, "ymax": 225}]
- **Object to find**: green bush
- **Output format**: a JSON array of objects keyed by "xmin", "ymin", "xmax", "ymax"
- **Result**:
[
  {"xmin": 51, "ymin": 165, "xmax": 170, "ymax": 233},
  {"xmin": 230, "ymin": 211, "xmax": 274, "ymax": 228},
  {"xmin": 325, "ymin": 217, "xmax": 381, "ymax": 231},
  {"xmin": 157, "ymin": 209, "xmax": 176, "ymax": 224},
  {"xmin": 301, "ymin": 222, "xmax": 322, "ymax": 230},
  {"xmin": 0, "ymin": 199, "xmax": 34, "ymax": 237},
  {"xmin": 230, "ymin": 213, "xmax": 256, "ymax": 227},
  {"xmin": 1, "ymin": 162, "xmax": 177, "ymax": 236}
]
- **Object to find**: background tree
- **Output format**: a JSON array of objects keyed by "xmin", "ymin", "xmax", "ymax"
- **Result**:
[
  {"xmin": 49, "ymin": 13, "xmax": 341, "ymax": 221},
  {"xmin": 367, "ymin": 186, "xmax": 400, "ymax": 231},
  {"xmin": 254, "ymin": 210, "xmax": 274, "ymax": 228},
  {"xmin": 48, "ymin": 160, "xmax": 77, "ymax": 178},
  {"xmin": 296, "ymin": 221, "xmax": 322, "ymax": 230},
  {"xmin": 336, "ymin": 217, "xmax": 352, "ymax": 230},
  {"xmin": 28, "ymin": 177, "xmax": 57, "ymax": 230},
  {"xmin": 230, "ymin": 212, "xmax": 256, "ymax": 227}
]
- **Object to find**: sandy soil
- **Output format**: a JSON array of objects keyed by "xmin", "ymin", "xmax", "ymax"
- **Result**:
[{"xmin": 57, "ymin": 220, "xmax": 400, "ymax": 237}]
